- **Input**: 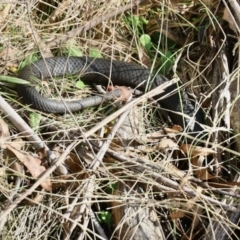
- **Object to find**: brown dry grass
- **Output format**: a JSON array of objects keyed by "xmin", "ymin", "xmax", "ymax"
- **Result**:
[{"xmin": 1, "ymin": 0, "xmax": 240, "ymax": 239}]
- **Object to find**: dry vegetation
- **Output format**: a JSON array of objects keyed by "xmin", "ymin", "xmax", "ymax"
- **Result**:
[{"xmin": 1, "ymin": 0, "xmax": 240, "ymax": 239}]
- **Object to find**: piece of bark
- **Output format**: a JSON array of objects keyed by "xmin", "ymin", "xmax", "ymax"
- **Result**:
[{"xmin": 112, "ymin": 181, "xmax": 165, "ymax": 240}]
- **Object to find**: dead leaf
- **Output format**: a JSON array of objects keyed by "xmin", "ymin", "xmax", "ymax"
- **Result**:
[
  {"xmin": 180, "ymin": 145, "xmax": 217, "ymax": 180},
  {"xmin": 11, "ymin": 138, "xmax": 25, "ymax": 150},
  {"xmin": 169, "ymin": 209, "xmax": 185, "ymax": 219},
  {"xmin": 2, "ymin": 4, "xmax": 13, "ymax": 19},
  {"xmin": 6, "ymin": 143, "xmax": 52, "ymax": 191},
  {"xmin": 180, "ymin": 144, "xmax": 216, "ymax": 157},
  {"xmin": 160, "ymin": 161, "xmax": 185, "ymax": 178},
  {"xmin": 142, "ymin": 130, "xmax": 164, "ymax": 143},
  {"xmin": 0, "ymin": 4, "xmax": 13, "ymax": 26},
  {"xmin": 164, "ymin": 126, "xmax": 182, "ymax": 138},
  {"xmin": 170, "ymin": 186, "xmax": 204, "ymax": 219},
  {"xmin": 138, "ymin": 45, "xmax": 152, "ymax": 68},
  {"xmin": 171, "ymin": 125, "xmax": 183, "ymax": 132},
  {"xmin": 191, "ymin": 156, "xmax": 217, "ymax": 180},
  {"xmin": 0, "ymin": 119, "xmax": 10, "ymax": 148},
  {"xmin": 156, "ymin": 139, "xmax": 179, "ymax": 151},
  {"xmin": 0, "ymin": 47, "xmax": 19, "ymax": 69},
  {"xmin": 223, "ymin": 7, "xmax": 238, "ymax": 33}
]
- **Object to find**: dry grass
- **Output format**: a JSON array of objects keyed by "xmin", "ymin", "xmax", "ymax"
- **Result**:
[{"xmin": 1, "ymin": 0, "xmax": 240, "ymax": 239}]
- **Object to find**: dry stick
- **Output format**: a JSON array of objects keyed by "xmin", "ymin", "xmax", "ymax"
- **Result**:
[
  {"xmin": 103, "ymin": 146, "xmax": 240, "ymax": 198},
  {"xmin": 226, "ymin": 0, "xmax": 240, "ymax": 30},
  {"xmin": 0, "ymin": 95, "xmax": 70, "ymax": 175},
  {"xmin": 26, "ymin": 1, "xmax": 53, "ymax": 58},
  {"xmin": 211, "ymin": 50, "xmax": 230, "ymax": 176},
  {"xmin": 203, "ymin": 175, "xmax": 240, "ymax": 240},
  {"xmin": 0, "ymin": 94, "xmax": 54, "ymax": 158},
  {"xmin": 123, "ymin": 141, "xmax": 240, "ymax": 197},
  {"xmin": 67, "ymin": 98, "xmax": 132, "ymax": 240},
  {"xmin": 106, "ymin": 149, "xmax": 238, "ymax": 212},
  {"xmin": 78, "ymin": 79, "xmax": 179, "ymax": 139},
  {"xmin": 47, "ymin": 0, "xmax": 148, "ymax": 48},
  {"xmin": 205, "ymin": 3, "xmax": 240, "ymax": 239},
  {"xmin": 0, "ymin": 79, "xmax": 175, "ymax": 225},
  {"xmin": 0, "ymin": 139, "xmax": 79, "ymax": 222},
  {"xmin": 61, "ymin": 179, "xmax": 95, "ymax": 239}
]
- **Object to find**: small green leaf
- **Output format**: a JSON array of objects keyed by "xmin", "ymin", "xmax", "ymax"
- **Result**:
[
  {"xmin": 140, "ymin": 16, "xmax": 148, "ymax": 25},
  {"xmin": 89, "ymin": 49, "xmax": 103, "ymax": 58},
  {"xmin": 19, "ymin": 54, "xmax": 38, "ymax": 69},
  {"xmin": 159, "ymin": 51, "xmax": 174, "ymax": 75},
  {"xmin": 29, "ymin": 112, "xmax": 41, "ymax": 132},
  {"xmin": 64, "ymin": 41, "xmax": 83, "ymax": 57},
  {"xmin": 140, "ymin": 34, "xmax": 152, "ymax": 53},
  {"xmin": 75, "ymin": 80, "xmax": 85, "ymax": 89},
  {"xmin": 132, "ymin": 15, "xmax": 140, "ymax": 27},
  {"xmin": 98, "ymin": 211, "xmax": 112, "ymax": 225},
  {"xmin": 0, "ymin": 75, "xmax": 30, "ymax": 85},
  {"xmin": 105, "ymin": 182, "xmax": 118, "ymax": 194},
  {"xmin": 67, "ymin": 45, "xmax": 83, "ymax": 57}
]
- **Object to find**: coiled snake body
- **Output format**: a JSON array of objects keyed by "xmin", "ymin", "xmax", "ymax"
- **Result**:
[{"xmin": 17, "ymin": 57, "xmax": 203, "ymax": 133}]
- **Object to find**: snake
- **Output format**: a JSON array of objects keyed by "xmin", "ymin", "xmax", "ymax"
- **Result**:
[{"xmin": 16, "ymin": 56, "xmax": 204, "ymax": 134}]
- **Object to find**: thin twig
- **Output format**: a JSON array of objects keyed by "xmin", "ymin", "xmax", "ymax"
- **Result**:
[
  {"xmin": 66, "ymin": 96, "xmax": 132, "ymax": 240},
  {"xmin": 47, "ymin": 0, "xmax": 147, "ymax": 48},
  {"xmin": 0, "ymin": 139, "xmax": 79, "ymax": 222},
  {"xmin": 0, "ymin": 94, "xmax": 54, "ymax": 158},
  {"xmin": 0, "ymin": 79, "xmax": 174, "ymax": 228}
]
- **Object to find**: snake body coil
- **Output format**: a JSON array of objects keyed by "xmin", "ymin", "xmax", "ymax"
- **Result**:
[{"xmin": 17, "ymin": 57, "xmax": 203, "ymax": 133}]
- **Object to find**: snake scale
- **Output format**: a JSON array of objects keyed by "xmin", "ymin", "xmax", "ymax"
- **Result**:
[{"xmin": 16, "ymin": 57, "xmax": 204, "ymax": 134}]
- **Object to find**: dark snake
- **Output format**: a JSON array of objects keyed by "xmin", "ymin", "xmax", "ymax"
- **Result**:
[{"xmin": 16, "ymin": 57, "xmax": 204, "ymax": 134}]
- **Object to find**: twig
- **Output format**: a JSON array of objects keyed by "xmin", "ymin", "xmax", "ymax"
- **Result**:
[
  {"xmin": 26, "ymin": 1, "xmax": 53, "ymax": 58},
  {"xmin": 0, "ymin": 138, "xmax": 79, "ymax": 222},
  {"xmin": 79, "ymin": 79, "xmax": 179, "ymax": 139},
  {"xmin": 0, "ymin": 94, "xmax": 54, "ymax": 159},
  {"xmin": 0, "ymin": 80, "xmax": 174, "ymax": 223},
  {"xmin": 227, "ymin": 0, "xmax": 240, "ymax": 30},
  {"xmin": 47, "ymin": 0, "xmax": 147, "ymax": 48},
  {"xmin": 65, "ymin": 96, "xmax": 132, "ymax": 240},
  {"xmin": 96, "ymin": 146, "xmax": 240, "ymax": 212},
  {"xmin": 0, "ymin": 94, "xmax": 70, "ymax": 175}
]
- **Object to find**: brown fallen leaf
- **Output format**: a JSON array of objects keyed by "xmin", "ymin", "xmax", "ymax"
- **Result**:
[
  {"xmin": 164, "ymin": 126, "xmax": 182, "ymax": 139},
  {"xmin": 156, "ymin": 138, "xmax": 179, "ymax": 151},
  {"xmin": 170, "ymin": 186, "xmax": 204, "ymax": 221},
  {"xmin": 169, "ymin": 209, "xmax": 185, "ymax": 219},
  {"xmin": 180, "ymin": 144, "xmax": 217, "ymax": 180},
  {"xmin": 180, "ymin": 144, "xmax": 216, "ymax": 157},
  {"xmin": 0, "ymin": 119, "xmax": 10, "ymax": 149},
  {"xmin": 138, "ymin": 44, "xmax": 152, "ymax": 68},
  {"xmin": 164, "ymin": 125, "xmax": 183, "ymax": 134},
  {"xmin": 223, "ymin": 7, "xmax": 238, "ymax": 33},
  {"xmin": 191, "ymin": 156, "xmax": 217, "ymax": 180},
  {"xmin": 7, "ymin": 139, "xmax": 25, "ymax": 177},
  {"xmin": 6, "ymin": 143, "xmax": 52, "ymax": 191},
  {"xmin": 11, "ymin": 138, "xmax": 25, "ymax": 150},
  {"xmin": 52, "ymin": 145, "xmax": 83, "ymax": 173}
]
